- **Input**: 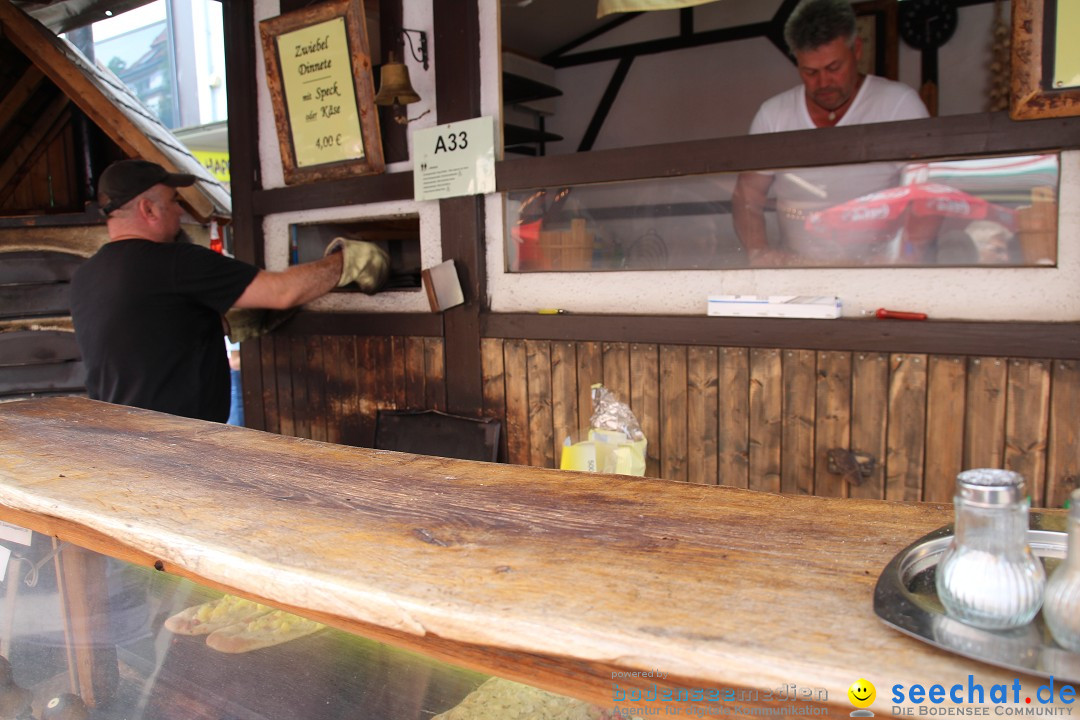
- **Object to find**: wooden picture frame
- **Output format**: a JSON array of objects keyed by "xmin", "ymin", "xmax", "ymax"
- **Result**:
[
  {"xmin": 853, "ymin": 0, "xmax": 899, "ymax": 81},
  {"xmin": 259, "ymin": 0, "xmax": 384, "ymax": 185},
  {"xmin": 1011, "ymin": 0, "xmax": 1080, "ymax": 120}
]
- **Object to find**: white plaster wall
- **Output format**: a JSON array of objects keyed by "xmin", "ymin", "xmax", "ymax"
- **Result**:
[{"xmin": 253, "ymin": 0, "xmax": 439, "ymax": 314}]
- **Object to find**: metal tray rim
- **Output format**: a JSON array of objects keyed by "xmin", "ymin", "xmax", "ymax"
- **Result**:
[{"xmin": 874, "ymin": 511, "xmax": 1080, "ymax": 683}]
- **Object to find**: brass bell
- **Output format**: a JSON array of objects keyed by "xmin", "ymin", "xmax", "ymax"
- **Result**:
[{"xmin": 374, "ymin": 52, "xmax": 420, "ymax": 106}]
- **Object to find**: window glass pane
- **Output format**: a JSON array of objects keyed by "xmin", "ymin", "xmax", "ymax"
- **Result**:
[{"xmin": 505, "ymin": 154, "xmax": 1059, "ymax": 271}]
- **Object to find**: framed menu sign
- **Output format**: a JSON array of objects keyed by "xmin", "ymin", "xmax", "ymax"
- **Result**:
[
  {"xmin": 1010, "ymin": 0, "xmax": 1080, "ymax": 120},
  {"xmin": 260, "ymin": 0, "xmax": 384, "ymax": 184}
]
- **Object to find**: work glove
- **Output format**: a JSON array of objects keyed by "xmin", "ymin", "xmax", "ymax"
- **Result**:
[
  {"xmin": 223, "ymin": 307, "xmax": 299, "ymax": 343},
  {"xmin": 324, "ymin": 237, "xmax": 390, "ymax": 294}
]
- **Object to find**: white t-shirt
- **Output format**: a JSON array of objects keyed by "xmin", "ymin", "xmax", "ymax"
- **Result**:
[
  {"xmin": 750, "ymin": 74, "xmax": 928, "ymax": 134},
  {"xmin": 748, "ymin": 76, "xmax": 929, "ymax": 260}
]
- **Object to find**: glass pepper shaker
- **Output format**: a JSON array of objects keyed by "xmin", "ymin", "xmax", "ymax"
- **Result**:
[
  {"xmin": 935, "ymin": 469, "xmax": 1045, "ymax": 629},
  {"xmin": 1043, "ymin": 488, "xmax": 1080, "ymax": 652}
]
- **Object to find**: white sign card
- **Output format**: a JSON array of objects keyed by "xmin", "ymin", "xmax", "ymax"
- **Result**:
[
  {"xmin": 0, "ymin": 521, "xmax": 32, "ymax": 546},
  {"xmin": 413, "ymin": 116, "xmax": 496, "ymax": 202}
]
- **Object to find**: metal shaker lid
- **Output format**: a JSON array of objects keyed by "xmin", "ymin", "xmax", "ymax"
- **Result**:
[{"xmin": 955, "ymin": 469, "xmax": 1026, "ymax": 507}]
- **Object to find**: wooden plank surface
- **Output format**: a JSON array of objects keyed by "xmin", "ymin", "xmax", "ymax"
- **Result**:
[
  {"xmin": 480, "ymin": 338, "xmax": 508, "ymax": 463},
  {"xmin": 717, "ymin": 347, "xmax": 749, "ymax": 488},
  {"xmin": 629, "ymin": 343, "xmax": 660, "ymax": 478},
  {"xmin": 687, "ymin": 346, "xmax": 718, "ymax": 485},
  {"xmin": 886, "ymin": 354, "xmax": 928, "ymax": 501},
  {"xmin": 503, "ymin": 339, "xmax": 530, "ymax": 466},
  {"xmin": 575, "ymin": 342, "xmax": 602, "ymax": 434},
  {"xmin": 1047, "ymin": 360, "xmax": 1080, "ymax": 508},
  {"xmin": 525, "ymin": 340, "xmax": 555, "ymax": 468},
  {"xmin": 924, "ymin": 356, "xmax": 966, "ymax": 503},
  {"xmin": 0, "ymin": 397, "xmax": 1056, "ymax": 715},
  {"xmin": 1004, "ymin": 358, "xmax": 1051, "ymax": 507},
  {"xmin": 659, "ymin": 345, "xmax": 687, "ymax": 482},
  {"xmin": 781, "ymin": 350, "xmax": 816, "ymax": 496},
  {"xmin": 551, "ymin": 341, "xmax": 578, "ymax": 464},
  {"xmin": 748, "ymin": 348, "xmax": 781, "ymax": 493},
  {"xmin": 964, "ymin": 357, "xmax": 1008, "ymax": 469},
  {"xmin": 814, "ymin": 351, "xmax": 851, "ymax": 498},
  {"xmin": 850, "ymin": 352, "xmax": 888, "ymax": 500}
]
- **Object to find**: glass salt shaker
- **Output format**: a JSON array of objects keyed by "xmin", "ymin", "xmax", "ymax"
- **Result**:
[
  {"xmin": 1043, "ymin": 488, "xmax": 1080, "ymax": 652},
  {"xmin": 935, "ymin": 469, "xmax": 1045, "ymax": 629}
]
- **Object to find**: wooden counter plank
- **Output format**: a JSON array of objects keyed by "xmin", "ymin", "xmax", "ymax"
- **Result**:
[{"xmin": 0, "ymin": 397, "xmax": 1064, "ymax": 715}]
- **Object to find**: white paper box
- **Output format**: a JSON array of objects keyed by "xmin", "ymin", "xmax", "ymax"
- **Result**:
[{"xmin": 707, "ymin": 295, "xmax": 841, "ymax": 319}]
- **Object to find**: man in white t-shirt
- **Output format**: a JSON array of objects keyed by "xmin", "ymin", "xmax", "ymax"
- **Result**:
[{"xmin": 732, "ymin": 0, "xmax": 928, "ymax": 265}]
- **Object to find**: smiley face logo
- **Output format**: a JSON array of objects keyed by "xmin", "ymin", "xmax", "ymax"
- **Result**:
[{"xmin": 848, "ymin": 678, "xmax": 876, "ymax": 708}]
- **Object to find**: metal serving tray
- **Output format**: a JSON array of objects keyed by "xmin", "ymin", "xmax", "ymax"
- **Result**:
[{"xmin": 874, "ymin": 511, "xmax": 1080, "ymax": 683}]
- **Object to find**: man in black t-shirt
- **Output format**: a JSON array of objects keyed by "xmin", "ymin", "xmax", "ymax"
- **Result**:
[{"xmin": 71, "ymin": 159, "xmax": 388, "ymax": 422}]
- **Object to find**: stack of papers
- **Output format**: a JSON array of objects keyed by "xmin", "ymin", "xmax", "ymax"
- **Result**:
[{"xmin": 707, "ymin": 295, "xmax": 841, "ymax": 319}]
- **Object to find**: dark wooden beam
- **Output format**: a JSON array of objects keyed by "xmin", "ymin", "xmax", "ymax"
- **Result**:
[
  {"xmin": 482, "ymin": 313, "xmax": 1080, "ymax": 360},
  {"xmin": 577, "ymin": 56, "xmax": 633, "ymax": 153},
  {"xmin": 540, "ymin": 12, "xmax": 641, "ymax": 66},
  {"xmin": 223, "ymin": 0, "xmax": 265, "ymax": 431},
  {"xmin": 274, "ymin": 311, "xmax": 442, "ymax": 338},
  {"xmin": 497, "ymin": 111, "xmax": 1080, "ymax": 191},
  {"xmin": 433, "ymin": 0, "xmax": 485, "ymax": 417},
  {"xmin": 250, "ymin": 171, "xmax": 414, "ymax": 217}
]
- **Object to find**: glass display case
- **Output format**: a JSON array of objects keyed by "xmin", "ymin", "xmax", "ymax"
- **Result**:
[
  {"xmin": 1, "ymin": 529, "xmax": 610, "ymax": 720},
  {"xmin": 504, "ymin": 153, "xmax": 1060, "ymax": 272}
]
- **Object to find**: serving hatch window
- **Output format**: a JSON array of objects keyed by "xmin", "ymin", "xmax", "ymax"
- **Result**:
[{"xmin": 503, "ymin": 153, "xmax": 1060, "ymax": 272}]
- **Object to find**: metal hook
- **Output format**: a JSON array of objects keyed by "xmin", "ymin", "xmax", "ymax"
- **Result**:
[{"xmin": 401, "ymin": 29, "xmax": 428, "ymax": 71}]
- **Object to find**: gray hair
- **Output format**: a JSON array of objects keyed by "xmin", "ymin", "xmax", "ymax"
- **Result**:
[{"xmin": 784, "ymin": 0, "xmax": 857, "ymax": 54}]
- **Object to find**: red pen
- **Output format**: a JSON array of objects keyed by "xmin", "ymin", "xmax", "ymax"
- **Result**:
[{"xmin": 872, "ymin": 308, "xmax": 927, "ymax": 321}]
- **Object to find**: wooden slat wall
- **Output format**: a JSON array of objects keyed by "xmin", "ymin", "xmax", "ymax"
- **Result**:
[{"xmin": 253, "ymin": 335, "xmax": 1076, "ymax": 509}]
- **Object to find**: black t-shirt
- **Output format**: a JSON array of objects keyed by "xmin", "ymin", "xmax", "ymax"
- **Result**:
[{"xmin": 71, "ymin": 239, "xmax": 260, "ymax": 422}]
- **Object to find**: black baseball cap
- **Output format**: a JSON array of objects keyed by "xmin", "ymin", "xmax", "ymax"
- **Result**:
[{"xmin": 98, "ymin": 159, "xmax": 196, "ymax": 215}]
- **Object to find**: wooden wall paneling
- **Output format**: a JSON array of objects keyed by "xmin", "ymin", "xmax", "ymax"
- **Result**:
[
  {"xmin": 630, "ymin": 343, "xmax": 660, "ymax": 478},
  {"xmin": 1046, "ymin": 360, "xmax": 1080, "ymax": 508},
  {"xmin": 601, "ymin": 342, "xmax": 630, "ymax": 406},
  {"xmin": 575, "ymin": 342, "xmax": 603, "ymax": 436},
  {"xmin": 551, "ymin": 341, "xmax": 579, "ymax": 467},
  {"xmin": 320, "ymin": 337, "xmax": 342, "ymax": 445},
  {"xmin": 423, "ymin": 337, "xmax": 446, "ymax": 412},
  {"xmin": 390, "ymin": 337, "xmax": 408, "ymax": 410},
  {"xmin": 849, "ymin": 353, "xmax": 889, "ymax": 500},
  {"xmin": 503, "ymin": 339, "xmax": 530, "ymax": 466},
  {"xmin": 404, "ymin": 337, "xmax": 427, "ymax": 410},
  {"xmin": 240, "ymin": 339, "xmax": 265, "ymax": 431},
  {"xmin": 259, "ymin": 336, "xmax": 281, "ymax": 435},
  {"xmin": 923, "ymin": 356, "xmax": 966, "ymax": 503},
  {"xmin": 748, "ymin": 348, "xmax": 781, "ymax": 493},
  {"xmin": 814, "ymin": 351, "xmax": 852, "ymax": 498},
  {"xmin": 337, "ymin": 337, "xmax": 364, "ymax": 447},
  {"xmin": 1004, "ymin": 358, "xmax": 1051, "ymax": 507},
  {"xmin": 358, "ymin": 337, "xmax": 380, "ymax": 446},
  {"xmin": 659, "ymin": 345, "xmax": 688, "ymax": 482},
  {"xmin": 372, "ymin": 336, "xmax": 395, "ymax": 416},
  {"xmin": 525, "ymin": 340, "xmax": 555, "ymax": 469},
  {"xmin": 687, "ymin": 346, "xmax": 718, "ymax": 485},
  {"xmin": 480, "ymin": 337, "xmax": 508, "ymax": 463},
  {"xmin": 963, "ymin": 357, "xmax": 1008, "ymax": 469},
  {"xmin": 717, "ymin": 347, "xmax": 750, "ymax": 488},
  {"xmin": 885, "ymin": 354, "xmax": 928, "ymax": 501},
  {"xmin": 290, "ymin": 336, "xmax": 311, "ymax": 440},
  {"xmin": 304, "ymin": 336, "xmax": 327, "ymax": 442},
  {"xmin": 274, "ymin": 335, "xmax": 297, "ymax": 438},
  {"xmin": 781, "ymin": 350, "xmax": 817, "ymax": 496}
]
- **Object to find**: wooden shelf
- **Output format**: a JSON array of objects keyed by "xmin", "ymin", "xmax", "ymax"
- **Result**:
[{"xmin": 502, "ymin": 72, "xmax": 561, "ymax": 106}]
